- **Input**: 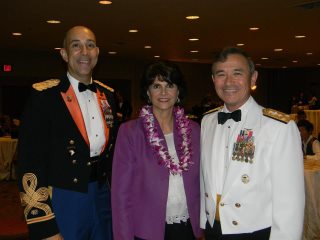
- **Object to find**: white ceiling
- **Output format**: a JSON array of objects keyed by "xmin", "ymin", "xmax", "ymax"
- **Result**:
[{"xmin": 1, "ymin": 0, "xmax": 320, "ymax": 68}]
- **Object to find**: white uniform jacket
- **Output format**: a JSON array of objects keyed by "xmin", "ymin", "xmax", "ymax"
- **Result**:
[{"xmin": 200, "ymin": 97, "xmax": 305, "ymax": 240}]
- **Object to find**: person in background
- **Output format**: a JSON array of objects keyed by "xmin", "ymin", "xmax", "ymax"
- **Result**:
[
  {"xmin": 115, "ymin": 90, "xmax": 133, "ymax": 124},
  {"xmin": 0, "ymin": 115, "xmax": 12, "ymax": 137},
  {"xmin": 17, "ymin": 26, "xmax": 117, "ymax": 240},
  {"xmin": 296, "ymin": 110, "xmax": 307, "ymax": 123},
  {"xmin": 111, "ymin": 61, "xmax": 202, "ymax": 240},
  {"xmin": 297, "ymin": 119, "xmax": 320, "ymax": 160},
  {"xmin": 200, "ymin": 47, "xmax": 305, "ymax": 240}
]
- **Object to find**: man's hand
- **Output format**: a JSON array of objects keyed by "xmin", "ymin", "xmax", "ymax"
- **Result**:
[{"xmin": 43, "ymin": 233, "xmax": 64, "ymax": 240}]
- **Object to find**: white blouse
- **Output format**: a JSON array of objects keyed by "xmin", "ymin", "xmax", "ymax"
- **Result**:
[{"xmin": 164, "ymin": 133, "xmax": 189, "ymax": 224}]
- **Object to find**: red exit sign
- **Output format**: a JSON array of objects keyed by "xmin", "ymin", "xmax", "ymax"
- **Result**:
[{"xmin": 3, "ymin": 64, "xmax": 12, "ymax": 72}]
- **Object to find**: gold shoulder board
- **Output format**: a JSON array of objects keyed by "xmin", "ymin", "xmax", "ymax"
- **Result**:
[
  {"xmin": 263, "ymin": 108, "xmax": 291, "ymax": 124},
  {"xmin": 94, "ymin": 80, "xmax": 114, "ymax": 92},
  {"xmin": 32, "ymin": 79, "xmax": 60, "ymax": 91},
  {"xmin": 203, "ymin": 106, "xmax": 223, "ymax": 116}
]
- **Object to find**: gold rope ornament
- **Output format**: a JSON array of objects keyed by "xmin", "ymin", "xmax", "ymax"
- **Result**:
[{"xmin": 20, "ymin": 173, "xmax": 54, "ymax": 224}]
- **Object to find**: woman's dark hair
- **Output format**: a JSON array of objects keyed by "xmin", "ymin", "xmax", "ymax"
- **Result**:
[
  {"xmin": 297, "ymin": 119, "xmax": 314, "ymax": 133},
  {"xmin": 140, "ymin": 61, "xmax": 187, "ymax": 104}
]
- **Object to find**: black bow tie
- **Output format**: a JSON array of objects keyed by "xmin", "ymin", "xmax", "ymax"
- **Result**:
[
  {"xmin": 218, "ymin": 109, "xmax": 241, "ymax": 124},
  {"xmin": 78, "ymin": 82, "xmax": 97, "ymax": 93}
]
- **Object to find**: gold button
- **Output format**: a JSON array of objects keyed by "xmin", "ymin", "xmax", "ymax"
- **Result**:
[
  {"xmin": 220, "ymin": 202, "xmax": 225, "ymax": 207},
  {"xmin": 69, "ymin": 140, "xmax": 75, "ymax": 145},
  {"xmin": 232, "ymin": 220, "xmax": 238, "ymax": 225},
  {"xmin": 72, "ymin": 160, "xmax": 77, "ymax": 164},
  {"xmin": 205, "ymin": 193, "xmax": 209, "ymax": 197},
  {"xmin": 205, "ymin": 211, "xmax": 209, "ymax": 215},
  {"xmin": 73, "ymin": 178, "xmax": 78, "ymax": 183},
  {"xmin": 235, "ymin": 203, "xmax": 241, "ymax": 208},
  {"xmin": 241, "ymin": 174, "xmax": 250, "ymax": 184}
]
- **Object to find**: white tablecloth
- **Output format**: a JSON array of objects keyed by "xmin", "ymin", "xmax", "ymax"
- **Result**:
[
  {"xmin": 0, "ymin": 137, "xmax": 18, "ymax": 181},
  {"xmin": 303, "ymin": 159, "xmax": 320, "ymax": 240}
]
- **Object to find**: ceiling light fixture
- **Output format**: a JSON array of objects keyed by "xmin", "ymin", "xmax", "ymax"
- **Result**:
[
  {"xmin": 292, "ymin": 60, "xmax": 298, "ymax": 63},
  {"xmin": 261, "ymin": 57, "xmax": 269, "ymax": 60},
  {"xmin": 46, "ymin": 20, "xmax": 61, "ymax": 24},
  {"xmin": 144, "ymin": 46, "xmax": 152, "ymax": 49},
  {"xmin": 186, "ymin": 16, "xmax": 199, "ymax": 20},
  {"xmin": 274, "ymin": 48, "xmax": 283, "ymax": 52},
  {"xmin": 108, "ymin": 51, "xmax": 117, "ymax": 54},
  {"xmin": 154, "ymin": 55, "xmax": 160, "ymax": 58},
  {"xmin": 295, "ymin": 35, "xmax": 306, "ymax": 38},
  {"xmin": 188, "ymin": 38, "xmax": 199, "ymax": 41},
  {"xmin": 99, "ymin": 0, "xmax": 112, "ymax": 4},
  {"xmin": 190, "ymin": 50, "xmax": 199, "ymax": 53},
  {"xmin": 54, "ymin": 47, "xmax": 61, "ymax": 50},
  {"xmin": 306, "ymin": 52, "xmax": 313, "ymax": 55},
  {"xmin": 129, "ymin": 29, "xmax": 138, "ymax": 33},
  {"xmin": 236, "ymin": 43, "xmax": 245, "ymax": 46},
  {"xmin": 12, "ymin": 32, "xmax": 22, "ymax": 36},
  {"xmin": 249, "ymin": 27, "xmax": 259, "ymax": 31}
]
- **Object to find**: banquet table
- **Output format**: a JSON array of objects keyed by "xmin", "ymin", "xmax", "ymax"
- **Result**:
[
  {"xmin": 303, "ymin": 159, "xmax": 320, "ymax": 240},
  {"xmin": 0, "ymin": 137, "xmax": 18, "ymax": 181}
]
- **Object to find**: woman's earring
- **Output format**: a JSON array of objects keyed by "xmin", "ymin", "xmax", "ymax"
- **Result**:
[{"xmin": 176, "ymin": 97, "xmax": 180, "ymax": 103}]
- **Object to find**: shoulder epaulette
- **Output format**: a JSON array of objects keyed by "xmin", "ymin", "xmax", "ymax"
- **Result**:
[
  {"xmin": 263, "ymin": 108, "xmax": 291, "ymax": 124},
  {"xmin": 32, "ymin": 79, "xmax": 60, "ymax": 91},
  {"xmin": 94, "ymin": 80, "xmax": 114, "ymax": 92},
  {"xmin": 203, "ymin": 106, "xmax": 223, "ymax": 116}
]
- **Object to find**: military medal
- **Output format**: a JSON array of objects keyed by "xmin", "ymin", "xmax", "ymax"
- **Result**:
[
  {"xmin": 232, "ymin": 129, "xmax": 255, "ymax": 163},
  {"xmin": 98, "ymin": 93, "xmax": 113, "ymax": 128}
]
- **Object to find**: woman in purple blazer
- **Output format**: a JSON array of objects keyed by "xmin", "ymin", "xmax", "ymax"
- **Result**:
[{"xmin": 111, "ymin": 61, "xmax": 202, "ymax": 240}]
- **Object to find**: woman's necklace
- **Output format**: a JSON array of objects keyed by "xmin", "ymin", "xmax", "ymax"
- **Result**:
[{"xmin": 139, "ymin": 105, "xmax": 193, "ymax": 175}]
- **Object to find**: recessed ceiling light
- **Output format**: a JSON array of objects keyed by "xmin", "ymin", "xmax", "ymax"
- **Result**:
[
  {"xmin": 54, "ymin": 47, "xmax": 61, "ymax": 50},
  {"xmin": 317, "ymin": 63, "xmax": 320, "ymax": 66},
  {"xmin": 99, "ymin": 0, "xmax": 112, "ymax": 4},
  {"xmin": 144, "ymin": 46, "xmax": 152, "ymax": 49},
  {"xmin": 274, "ymin": 48, "xmax": 283, "ymax": 52},
  {"xmin": 292, "ymin": 60, "xmax": 298, "ymax": 63},
  {"xmin": 249, "ymin": 27, "xmax": 259, "ymax": 31},
  {"xmin": 295, "ymin": 35, "xmax": 306, "ymax": 39},
  {"xmin": 306, "ymin": 52, "xmax": 313, "ymax": 55},
  {"xmin": 188, "ymin": 38, "xmax": 199, "ymax": 41},
  {"xmin": 46, "ymin": 20, "xmax": 61, "ymax": 24},
  {"xmin": 129, "ymin": 29, "xmax": 138, "ymax": 33},
  {"xmin": 190, "ymin": 50, "xmax": 199, "ymax": 53},
  {"xmin": 236, "ymin": 43, "xmax": 245, "ymax": 46},
  {"xmin": 12, "ymin": 32, "xmax": 22, "ymax": 36},
  {"xmin": 282, "ymin": 66, "xmax": 287, "ymax": 68},
  {"xmin": 256, "ymin": 63, "xmax": 261, "ymax": 66},
  {"xmin": 108, "ymin": 51, "xmax": 117, "ymax": 54},
  {"xmin": 186, "ymin": 16, "xmax": 199, "ymax": 20},
  {"xmin": 154, "ymin": 55, "xmax": 160, "ymax": 58},
  {"xmin": 261, "ymin": 57, "xmax": 269, "ymax": 60}
]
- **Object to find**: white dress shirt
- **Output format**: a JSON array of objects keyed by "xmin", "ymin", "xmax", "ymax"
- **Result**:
[{"xmin": 68, "ymin": 73, "xmax": 106, "ymax": 157}]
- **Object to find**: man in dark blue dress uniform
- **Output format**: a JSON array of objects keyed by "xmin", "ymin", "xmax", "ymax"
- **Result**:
[{"xmin": 18, "ymin": 26, "xmax": 117, "ymax": 240}]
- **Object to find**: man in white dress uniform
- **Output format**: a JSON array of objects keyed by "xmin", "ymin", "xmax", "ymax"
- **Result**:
[{"xmin": 200, "ymin": 47, "xmax": 305, "ymax": 240}]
